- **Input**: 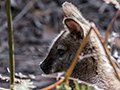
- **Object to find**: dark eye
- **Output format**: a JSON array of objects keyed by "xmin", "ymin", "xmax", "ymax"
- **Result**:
[{"xmin": 57, "ymin": 49, "xmax": 65, "ymax": 56}]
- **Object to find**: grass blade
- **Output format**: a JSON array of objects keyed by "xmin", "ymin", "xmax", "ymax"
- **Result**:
[{"xmin": 6, "ymin": 0, "xmax": 15, "ymax": 88}]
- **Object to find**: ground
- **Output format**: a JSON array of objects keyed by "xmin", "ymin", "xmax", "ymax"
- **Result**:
[{"xmin": 0, "ymin": 0, "xmax": 120, "ymax": 89}]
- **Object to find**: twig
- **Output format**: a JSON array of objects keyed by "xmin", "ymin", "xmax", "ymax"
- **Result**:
[
  {"xmin": 104, "ymin": 9, "xmax": 120, "ymax": 46},
  {"xmin": 68, "ymin": 77, "xmax": 103, "ymax": 90},
  {"xmin": 40, "ymin": 74, "xmax": 102, "ymax": 90},
  {"xmin": 0, "ymin": 0, "xmax": 37, "ymax": 32},
  {"xmin": 0, "ymin": 54, "xmax": 40, "ymax": 60},
  {"xmin": 64, "ymin": 24, "xmax": 92, "ymax": 81},
  {"xmin": 0, "ymin": 74, "xmax": 21, "ymax": 83},
  {"xmin": 92, "ymin": 22, "xmax": 120, "ymax": 81},
  {"xmin": 79, "ymin": 53, "xmax": 99, "ymax": 60},
  {"xmin": 13, "ymin": 0, "xmax": 37, "ymax": 24},
  {"xmin": 40, "ymin": 79, "xmax": 64, "ymax": 90},
  {"xmin": 103, "ymin": 9, "xmax": 120, "ymax": 80},
  {"xmin": 0, "ymin": 73, "xmax": 102, "ymax": 90}
]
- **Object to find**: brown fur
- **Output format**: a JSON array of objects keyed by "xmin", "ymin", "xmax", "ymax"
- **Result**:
[{"xmin": 40, "ymin": 2, "xmax": 120, "ymax": 90}]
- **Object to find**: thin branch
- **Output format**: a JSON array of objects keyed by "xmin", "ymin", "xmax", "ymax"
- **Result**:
[
  {"xmin": 39, "ymin": 74, "xmax": 102, "ymax": 90},
  {"xmin": 104, "ymin": 9, "xmax": 120, "ymax": 46},
  {"xmin": 105, "ymin": 46, "xmax": 120, "ymax": 80},
  {"xmin": 64, "ymin": 25, "xmax": 92, "ymax": 81},
  {"xmin": 92, "ymin": 22, "xmax": 120, "ymax": 81},
  {"xmin": 0, "ymin": 54, "xmax": 40, "ymax": 60},
  {"xmin": 13, "ymin": 0, "xmax": 37, "ymax": 24},
  {"xmin": 0, "ymin": 0, "xmax": 37, "ymax": 32},
  {"xmin": 40, "ymin": 79, "xmax": 64, "ymax": 90},
  {"xmin": 0, "ymin": 74, "xmax": 21, "ymax": 83},
  {"xmin": 79, "ymin": 53, "xmax": 99, "ymax": 60}
]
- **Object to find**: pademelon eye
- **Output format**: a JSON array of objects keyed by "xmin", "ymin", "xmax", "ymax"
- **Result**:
[{"xmin": 57, "ymin": 49, "xmax": 65, "ymax": 56}]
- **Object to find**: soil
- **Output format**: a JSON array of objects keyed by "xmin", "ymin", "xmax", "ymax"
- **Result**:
[{"xmin": 0, "ymin": 0, "xmax": 120, "ymax": 89}]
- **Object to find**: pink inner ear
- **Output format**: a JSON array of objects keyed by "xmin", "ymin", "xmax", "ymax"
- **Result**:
[
  {"xmin": 65, "ymin": 19, "xmax": 79, "ymax": 31},
  {"xmin": 64, "ymin": 18, "xmax": 84, "ymax": 39}
]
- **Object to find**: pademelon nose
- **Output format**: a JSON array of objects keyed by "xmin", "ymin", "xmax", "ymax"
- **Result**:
[
  {"xmin": 40, "ymin": 62, "xmax": 44, "ymax": 70},
  {"xmin": 40, "ymin": 63, "xmax": 50, "ymax": 74},
  {"xmin": 40, "ymin": 61, "xmax": 44, "ymax": 70}
]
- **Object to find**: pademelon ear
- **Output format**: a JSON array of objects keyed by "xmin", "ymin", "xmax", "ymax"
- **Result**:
[{"xmin": 64, "ymin": 17, "xmax": 84, "ymax": 40}]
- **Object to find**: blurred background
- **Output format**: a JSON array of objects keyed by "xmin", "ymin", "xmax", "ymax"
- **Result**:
[{"xmin": 0, "ymin": 0, "xmax": 120, "ymax": 89}]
